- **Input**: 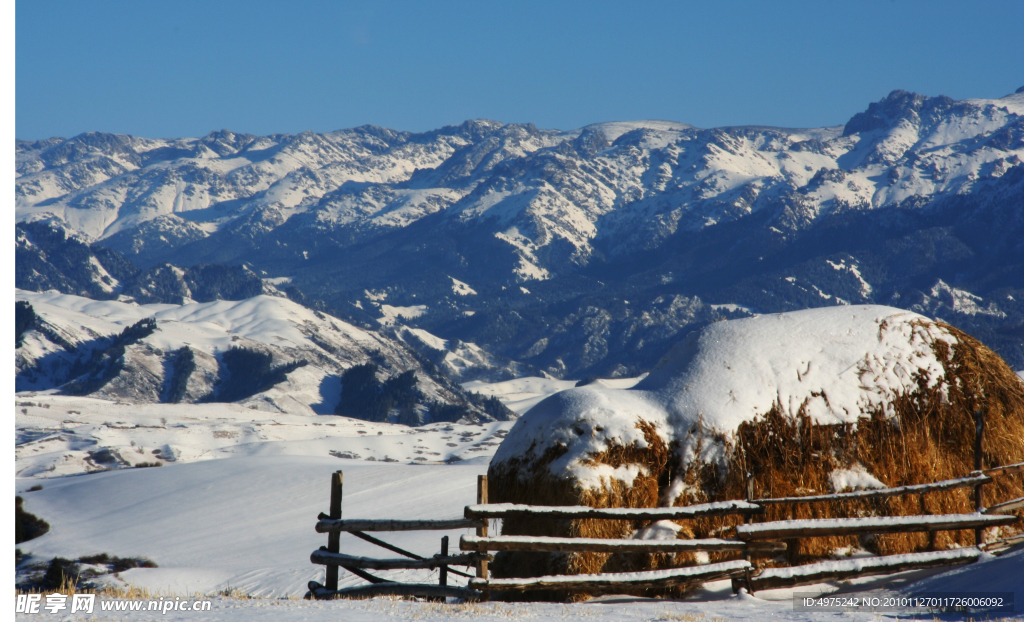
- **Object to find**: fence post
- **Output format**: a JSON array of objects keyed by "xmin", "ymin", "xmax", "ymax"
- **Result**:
[
  {"xmin": 326, "ymin": 470, "xmax": 344, "ymax": 591},
  {"xmin": 744, "ymin": 473, "xmax": 754, "ymax": 524},
  {"xmin": 743, "ymin": 471, "xmax": 756, "ymax": 593},
  {"xmin": 476, "ymin": 474, "xmax": 489, "ymax": 600},
  {"xmin": 974, "ymin": 409, "xmax": 985, "ymax": 546},
  {"xmin": 439, "ymin": 535, "xmax": 449, "ymax": 588}
]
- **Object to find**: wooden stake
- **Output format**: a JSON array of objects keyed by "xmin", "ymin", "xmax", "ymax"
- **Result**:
[
  {"xmin": 326, "ymin": 470, "xmax": 343, "ymax": 591},
  {"xmin": 476, "ymin": 474, "xmax": 489, "ymax": 600},
  {"xmin": 439, "ymin": 536, "xmax": 449, "ymax": 588},
  {"xmin": 744, "ymin": 473, "xmax": 754, "ymax": 525},
  {"xmin": 974, "ymin": 409, "xmax": 985, "ymax": 546}
]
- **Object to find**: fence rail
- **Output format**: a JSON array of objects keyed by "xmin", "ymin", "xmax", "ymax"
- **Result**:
[
  {"xmin": 464, "ymin": 500, "xmax": 762, "ymax": 521},
  {"xmin": 983, "ymin": 461, "xmax": 1024, "ymax": 477},
  {"xmin": 735, "ymin": 513, "xmax": 1018, "ymax": 541},
  {"xmin": 311, "ymin": 549, "xmax": 487, "ymax": 570},
  {"xmin": 307, "ymin": 583, "xmax": 480, "ymax": 601},
  {"xmin": 736, "ymin": 548, "xmax": 981, "ymax": 593},
  {"xmin": 316, "ymin": 518, "xmax": 484, "ymax": 534},
  {"xmin": 460, "ymin": 534, "xmax": 786, "ymax": 554},
  {"xmin": 986, "ymin": 496, "xmax": 1024, "ymax": 515},
  {"xmin": 468, "ymin": 560, "xmax": 752, "ymax": 593},
  {"xmin": 753, "ymin": 474, "xmax": 992, "ymax": 505}
]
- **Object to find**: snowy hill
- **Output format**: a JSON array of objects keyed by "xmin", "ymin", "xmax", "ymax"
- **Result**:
[{"xmin": 15, "ymin": 290, "xmax": 507, "ymax": 424}]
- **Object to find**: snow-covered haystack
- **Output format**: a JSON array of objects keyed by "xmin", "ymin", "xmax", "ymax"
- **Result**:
[{"xmin": 488, "ymin": 306, "xmax": 1024, "ymax": 594}]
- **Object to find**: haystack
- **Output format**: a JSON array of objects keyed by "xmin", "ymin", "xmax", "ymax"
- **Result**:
[{"xmin": 488, "ymin": 306, "xmax": 1024, "ymax": 598}]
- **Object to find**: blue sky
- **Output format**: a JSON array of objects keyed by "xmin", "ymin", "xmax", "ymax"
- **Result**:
[{"xmin": 15, "ymin": 0, "xmax": 1024, "ymax": 140}]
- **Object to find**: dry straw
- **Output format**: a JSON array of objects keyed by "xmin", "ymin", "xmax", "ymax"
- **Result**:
[{"xmin": 488, "ymin": 321, "xmax": 1024, "ymax": 600}]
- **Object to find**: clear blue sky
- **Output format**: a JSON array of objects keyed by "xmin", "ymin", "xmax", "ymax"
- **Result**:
[{"xmin": 15, "ymin": 0, "xmax": 1024, "ymax": 140}]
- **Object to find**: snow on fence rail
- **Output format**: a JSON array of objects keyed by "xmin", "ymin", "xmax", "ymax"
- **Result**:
[
  {"xmin": 460, "ymin": 534, "xmax": 786, "ymax": 554},
  {"xmin": 316, "ymin": 518, "xmax": 484, "ymax": 533},
  {"xmin": 464, "ymin": 500, "xmax": 762, "ymax": 521},
  {"xmin": 983, "ymin": 461, "xmax": 1024, "ymax": 477},
  {"xmin": 754, "ymin": 474, "xmax": 992, "ymax": 505},
  {"xmin": 735, "ymin": 513, "xmax": 1018, "ymax": 541},
  {"xmin": 985, "ymin": 496, "xmax": 1024, "ymax": 515},
  {"xmin": 469, "ymin": 561, "xmax": 753, "ymax": 593},
  {"xmin": 737, "ymin": 549, "xmax": 981, "ymax": 593}
]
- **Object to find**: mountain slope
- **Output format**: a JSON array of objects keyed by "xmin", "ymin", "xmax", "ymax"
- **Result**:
[{"xmin": 15, "ymin": 290, "xmax": 510, "ymax": 424}]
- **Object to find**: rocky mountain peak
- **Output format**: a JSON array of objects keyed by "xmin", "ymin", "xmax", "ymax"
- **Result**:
[{"xmin": 842, "ymin": 89, "xmax": 957, "ymax": 136}]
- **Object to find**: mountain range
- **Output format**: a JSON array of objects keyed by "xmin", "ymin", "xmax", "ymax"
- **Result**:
[{"xmin": 16, "ymin": 88, "xmax": 1024, "ymax": 383}]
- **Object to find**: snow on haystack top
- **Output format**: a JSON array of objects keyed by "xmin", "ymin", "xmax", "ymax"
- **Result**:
[{"xmin": 493, "ymin": 306, "xmax": 956, "ymax": 488}]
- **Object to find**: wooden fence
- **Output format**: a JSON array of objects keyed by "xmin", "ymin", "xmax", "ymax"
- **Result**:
[
  {"xmin": 305, "ymin": 470, "xmax": 487, "ymax": 601},
  {"xmin": 307, "ymin": 460, "xmax": 1023, "ymax": 601}
]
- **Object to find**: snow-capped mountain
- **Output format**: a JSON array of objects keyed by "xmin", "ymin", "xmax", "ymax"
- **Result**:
[
  {"xmin": 18, "ymin": 91, "xmax": 1023, "ymax": 273},
  {"xmin": 15, "ymin": 121, "xmax": 542, "ymax": 245},
  {"xmin": 15, "ymin": 88, "xmax": 1024, "ymax": 376}
]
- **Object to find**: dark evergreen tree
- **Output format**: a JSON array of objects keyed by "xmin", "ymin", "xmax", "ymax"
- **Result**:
[
  {"xmin": 209, "ymin": 346, "xmax": 307, "ymax": 403},
  {"xmin": 165, "ymin": 347, "xmax": 196, "ymax": 403},
  {"xmin": 16, "ymin": 301, "xmax": 37, "ymax": 347}
]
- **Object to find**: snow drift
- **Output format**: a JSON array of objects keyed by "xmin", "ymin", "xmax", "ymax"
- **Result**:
[{"xmin": 488, "ymin": 306, "xmax": 1024, "ymax": 592}]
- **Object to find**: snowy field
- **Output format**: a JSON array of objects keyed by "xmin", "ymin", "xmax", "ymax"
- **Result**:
[{"xmin": 15, "ymin": 375, "xmax": 1024, "ymax": 620}]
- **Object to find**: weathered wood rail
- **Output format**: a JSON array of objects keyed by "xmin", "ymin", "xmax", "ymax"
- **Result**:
[
  {"xmin": 753, "ymin": 474, "xmax": 992, "ymax": 505},
  {"xmin": 464, "ymin": 499, "xmax": 762, "ymax": 521},
  {"xmin": 744, "ymin": 548, "xmax": 981, "ymax": 592},
  {"xmin": 311, "ymin": 549, "xmax": 486, "ymax": 570},
  {"xmin": 468, "ymin": 561, "xmax": 752, "ymax": 593},
  {"xmin": 734, "ymin": 513, "xmax": 1018, "ymax": 541},
  {"xmin": 461, "ymin": 534, "xmax": 786, "ymax": 554},
  {"xmin": 308, "ymin": 583, "xmax": 481, "ymax": 601},
  {"xmin": 316, "ymin": 518, "xmax": 484, "ymax": 533},
  {"xmin": 985, "ymin": 496, "xmax": 1024, "ymax": 515}
]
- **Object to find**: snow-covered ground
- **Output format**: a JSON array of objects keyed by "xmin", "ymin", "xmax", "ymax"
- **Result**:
[
  {"xmin": 18, "ymin": 457, "xmax": 490, "ymax": 597},
  {"xmin": 14, "ymin": 395, "xmax": 512, "ymax": 478},
  {"xmin": 15, "ymin": 373, "xmax": 1024, "ymax": 620},
  {"xmin": 463, "ymin": 375, "xmax": 644, "ymax": 415},
  {"xmin": 25, "ymin": 561, "xmax": 1022, "ymax": 622},
  {"xmin": 14, "ymin": 377, "xmax": 564, "ymax": 597}
]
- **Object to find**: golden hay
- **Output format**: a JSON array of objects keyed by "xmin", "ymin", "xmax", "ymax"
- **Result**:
[{"xmin": 488, "ymin": 321, "xmax": 1024, "ymax": 600}]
